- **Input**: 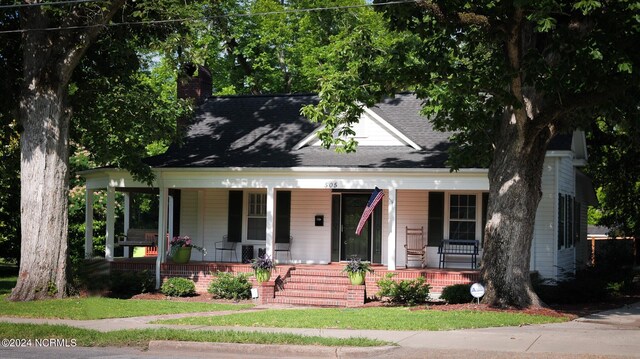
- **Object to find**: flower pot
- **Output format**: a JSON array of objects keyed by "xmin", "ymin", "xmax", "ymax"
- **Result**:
[
  {"xmin": 348, "ymin": 271, "xmax": 365, "ymax": 285},
  {"xmin": 173, "ymin": 246, "xmax": 192, "ymax": 264},
  {"xmin": 255, "ymin": 269, "xmax": 271, "ymax": 283}
]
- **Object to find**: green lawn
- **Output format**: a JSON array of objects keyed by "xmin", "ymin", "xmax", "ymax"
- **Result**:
[
  {"xmin": 0, "ymin": 296, "xmax": 253, "ymax": 320},
  {"xmin": 155, "ymin": 307, "xmax": 567, "ymax": 330},
  {"xmin": 0, "ymin": 322, "xmax": 390, "ymax": 347}
]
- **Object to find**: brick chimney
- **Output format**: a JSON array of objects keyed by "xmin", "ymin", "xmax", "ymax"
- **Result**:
[{"xmin": 177, "ymin": 63, "xmax": 212, "ymax": 105}]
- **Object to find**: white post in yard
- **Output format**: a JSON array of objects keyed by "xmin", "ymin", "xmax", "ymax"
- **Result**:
[
  {"xmin": 123, "ymin": 192, "xmax": 130, "ymax": 258},
  {"xmin": 84, "ymin": 189, "xmax": 94, "ymax": 258},
  {"xmin": 105, "ymin": 186, "xmax": 115, "ymax": 261},
  {"xmin": 265, "ymin": 186, "xmax": 275, "ymax": 259},
  {"xmin": 155, "ymin": 186, "xmax": 169, "ymax": 289},
  {"xmin": 387, "ymin": 188, "xmax": 397, "ymax": 270}
]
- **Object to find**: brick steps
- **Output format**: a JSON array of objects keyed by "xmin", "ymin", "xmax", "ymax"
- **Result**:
[
  {"xmin": 280, "ymin": 282, "xmax": 348, "ymax": 292},
  {"xmin": 269, "ymin": 296, "xmax": 348, "ymax": 307},
  {"xmin": 286, "ymin": 276, "xmax": 351, "ymax": 285},
  {"xmin": 273, "ymin": 268, "xmax": 354, "ymax": 307},
  {"xmin": 275, "ymin": 288, "xmax": 347, "ymax": 300}
]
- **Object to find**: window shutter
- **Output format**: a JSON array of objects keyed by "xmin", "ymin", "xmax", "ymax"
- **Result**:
[
  {"xmin": 567, "ymin": 194, "xmax": 573, "ymax": 248},
  {"xmin": 558, "ymin": 194, "xmax": 565, "ymax": 250},
  {"xmin": 481, "ymin": 192, "xmax": 489, "ymax": 246},
  {"xmin": 227, "ymin": 191, "xmax": 243, "ymax": 242},
  {"xmin": 428, "ymin": 192, "xmax": 445, "ymax": 247},
  {"xmin": 331, "ymin": 194, "xmax": 341, "ymax": 262},
  {"xmin": 275, "ymin": 191, "xmax": 291, "ymax": 243},
  {"xmin": 574, "ymin": 199, "xmax": 581, "ymax": 244}
]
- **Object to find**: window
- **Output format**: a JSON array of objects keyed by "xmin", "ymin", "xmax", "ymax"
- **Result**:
[
  {"xmin": 248, "ymin": 193, "xmax": 266, "ymax": 241},
  {"xmin": 449, "ymin": 194, "xmax": 477, "ymax": 240}
]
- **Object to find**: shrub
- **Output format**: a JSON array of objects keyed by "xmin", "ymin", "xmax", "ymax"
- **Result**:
[
  {"xmin": 161, "ymin": 277, "xmax": 196, "ymax": 297},
  {"xmin": 109, "ymin": 270, "xmax": 155, "ymax": 298},
  {"xmin": 440, "ymin": 284, "xmax": 472, "ymax": 304},
  {"xmin": 208, "ymin": 271, "xmax": 252, "ymax": 300},
  {"xmin": 533, "ymin": 266, "xmax": 637, "ymax": 304},
  {"xmin": 376, "ymin": 273, "xmax": 430, "ymax": 306}
]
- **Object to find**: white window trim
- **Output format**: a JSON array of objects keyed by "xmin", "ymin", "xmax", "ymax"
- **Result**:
[
  {"xmin": 246, "ymin": 191, "xmax": 267, "ymax": 242},
  {"xmin": 444, "ymin": 192, "xmax": 483, "ymax": 244}
]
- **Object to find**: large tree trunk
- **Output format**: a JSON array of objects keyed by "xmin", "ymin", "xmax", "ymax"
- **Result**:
[
  {"xmin": 10, "ymin": 1, "xmax": 124, "ymax": 301},
  {"xmin": 10, "ymin": 86, "xmax": 70, "ymax": 301},
  {"xmin": 480, "ymin": 105, "xmax": 552, "ymax": 308}
]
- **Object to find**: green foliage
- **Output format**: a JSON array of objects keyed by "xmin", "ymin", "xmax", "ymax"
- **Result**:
[
  {"xmin": 440, "ymin": 284, "xmax": 473, "ymax": 304},
  {"xmin": 376, "ymin": 273, "xmax": 431, "ymax": 306},
  {"xmin": 161, "ymin": 277, "xmax": 196, "ymax": 297},
  {"xmin": 0, "ymin": 120, "xmax": 20, "ymax": 264},
  {"xmin": 342, "ymin": 257, "xmax": 373, "ymax": 274},
  {"xmin": 586, "ymin": 116, "xmax": 640, "ymax": 241},
  {"xmin": 207, "ymin": 272, "xmax": 252, "ymax": 300},
  {"xmin": 108, "ymin": 271, "xmax": 155, "ymax": 298},
  {"xmin": 0, "ymin": 276, "xmax": 16, "ymax": 296},
  {"xmin": 534, "ymin": 266, "xmax": 637, "ymax": 305}
]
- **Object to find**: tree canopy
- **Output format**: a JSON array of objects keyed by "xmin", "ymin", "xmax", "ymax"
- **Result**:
[
  {"xmin": 3, "ymin": 0, "xmax": 195, "ymax": 300},
  {"xmin": 304, "ymin": 0, "xmax": 640, "ymax": 307}
]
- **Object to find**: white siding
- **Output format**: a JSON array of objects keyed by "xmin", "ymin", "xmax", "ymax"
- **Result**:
[
  {"xmin": 532, "ymin": 158, "xmax": 558, "ymax": 279},
  {"xmin": 395, "ymin": 190, "xmax": 428, "ymax": 268},
  {"xmin": 290, "ymin": 189, "xmax": 332, "ymax": 264},
  {"xmin": 179, "ymin": 190, "xmax": 199, "ymax": 260},
  {"xmin": 203, "ymin": 189, "xmax": 229, "ymax": 260},
  {"xmin": 312, "ymin": 114, "xmax": 405, "ymax": 147}
]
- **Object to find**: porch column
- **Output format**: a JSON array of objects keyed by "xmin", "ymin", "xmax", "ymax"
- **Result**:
[
  {"xmin": 123, "ymin": 192, "xmax": 130, "ymax": 258},
  {"xmin": 155, "ymin": 186, "xmax": 169, "ymax": 289},
  {"xmin": 265, "ymin": 186, "xmax": 275, "ymax": 258},
  {"xmin": 105, "ymin": 186, "xmax": 115, "ymax": 261},
  {"xmin": 84, "ymin": 189, "xmax": 94, "ymax": 258},
  {"xmin": 387, "ymin": 188, "xmax": 397, "ymax": 270},
  {"xmin": 168, "ymin": 195, "xmax": 174, "ymax": 242}
]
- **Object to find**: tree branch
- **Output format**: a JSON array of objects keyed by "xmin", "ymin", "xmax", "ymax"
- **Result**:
[
  {"xmin": 57, "ymin": 0, "xmax": 127, "ymax": 85},
  {"xmin": 536, "ymin": 84, "xmax": 629, "ymax": 129}
]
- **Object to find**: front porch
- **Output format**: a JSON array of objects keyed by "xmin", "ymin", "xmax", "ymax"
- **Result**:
[{"xmin": 110, "ymin": 258, "xmax": 480, "ymax": 307}]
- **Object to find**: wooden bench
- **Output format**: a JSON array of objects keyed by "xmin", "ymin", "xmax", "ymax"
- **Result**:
[
  {"xmin": 117, "ymin": 229, "xmax": 157, "ymax": 256},
  {"xmin": 437, "ymin": 239, "xmax": 479, "ymax": 269}
]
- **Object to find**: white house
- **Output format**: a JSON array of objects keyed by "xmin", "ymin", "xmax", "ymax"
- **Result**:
[{"xmin": 82, "ymin": 93, "xmax": 594, "ymax": 285}]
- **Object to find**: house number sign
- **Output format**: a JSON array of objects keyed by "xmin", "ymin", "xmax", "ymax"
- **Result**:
[{"xmin": 324, "ymin": 181, "xmax": 338, "ymax": 189}]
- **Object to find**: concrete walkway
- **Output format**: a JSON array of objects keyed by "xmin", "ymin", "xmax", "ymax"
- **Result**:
[{"xmin": 1, "ymin": 302, "xmax": 639, "ymax": 358}]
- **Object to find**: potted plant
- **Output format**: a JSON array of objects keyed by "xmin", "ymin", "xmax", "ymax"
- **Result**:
[
  {"xmin": 169, "ymin": 236, "xmax": 206, "ymax": 264},
  {"xmin": 251, "ymin": 255, "xmax": 275, "ymax": 283},
  {"xmin": 342, "ymin": 257, "xmax": 373, "ymax": 285}
]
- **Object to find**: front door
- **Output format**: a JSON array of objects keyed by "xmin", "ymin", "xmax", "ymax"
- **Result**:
[{"xmin": 341, "ymin": 194, "xmax": 371, "ymax": 261}]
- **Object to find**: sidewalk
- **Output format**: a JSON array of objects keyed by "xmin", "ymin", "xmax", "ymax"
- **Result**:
[{"xmin": 1, "ymin": 302, "xmax": 639, "ymax": 358}]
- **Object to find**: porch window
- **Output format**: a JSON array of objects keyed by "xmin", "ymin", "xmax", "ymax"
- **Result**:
[
  {"xmin": 449, "ymin": 194, "xmax": 477, "ymax": 240},
  {"xmin": 248, "ymin": 193, "xmax": 266, "ymax": 241}
]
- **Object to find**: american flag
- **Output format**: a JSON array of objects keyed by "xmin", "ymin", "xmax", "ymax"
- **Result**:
[{"xmin": 355, "ymin": 187, "xmax": 384, "ymax": 235}]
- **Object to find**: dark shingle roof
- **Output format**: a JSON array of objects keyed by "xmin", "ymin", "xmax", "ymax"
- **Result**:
[{"xmin": 144, "ymin": 93, "xmax": 456, "ymax": 169}]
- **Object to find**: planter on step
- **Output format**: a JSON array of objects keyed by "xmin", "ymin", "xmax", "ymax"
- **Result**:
[
  {"xmin": 255, "ymin": 268, "xmax": 272, "ymax": 283},
  {"xmin": 347, "ymin": 271, "xmax": 365, "ymax": 285}
]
